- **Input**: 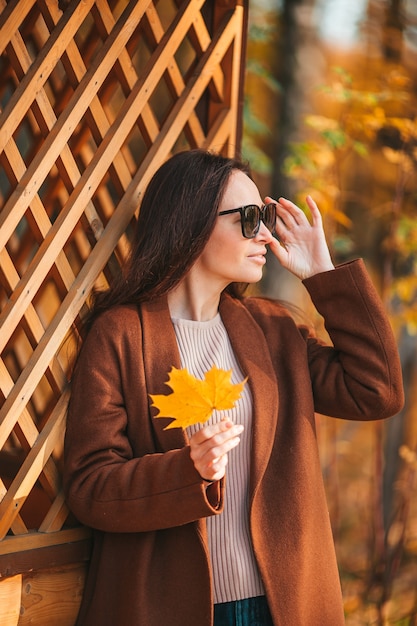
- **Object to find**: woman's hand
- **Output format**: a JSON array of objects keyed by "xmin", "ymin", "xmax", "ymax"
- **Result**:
[
  {"xmin": 189, "ymin": 420, "xmax": 243, "ymax": 483},
  {"xmin": 267, "ymin": 195, "xmax": 335, "ymax": 280}
]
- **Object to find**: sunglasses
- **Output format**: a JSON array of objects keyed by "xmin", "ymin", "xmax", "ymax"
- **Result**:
[{"xmin": 218, "ymin": 203, "xmax": 276, "ymax": 239}]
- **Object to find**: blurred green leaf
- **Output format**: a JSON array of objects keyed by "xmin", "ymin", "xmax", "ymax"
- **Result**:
[
  {"xmin": 243, "ymin": 98, "xmax": 271, "ymax": 136},
  {"xmin": 321, "ymin": 129, "xmax": 347, "ymax": 149},
  {"xmin": 241, "ymin": 136, "xmax": 273, "ymax": 176},
  {"xmin": 248, "ymin": 22, "xmax": 276, "ymax": 42},
  {"xmin": 246, "ymin": 59, "xmax": 281, "ymax": 93},
  {"xmin": 353, "ymin": 141, "xmax": 368, "ymax": 156}
]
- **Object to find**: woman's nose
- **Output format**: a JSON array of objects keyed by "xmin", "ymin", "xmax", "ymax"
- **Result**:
[{"xmin": 255, "ymin": 221, "xmax": 274, "ymax": 243}]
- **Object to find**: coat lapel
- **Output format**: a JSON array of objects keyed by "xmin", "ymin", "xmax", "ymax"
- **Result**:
[
  {"xmin": 140, "ymin": 293, "xmax": 279, "ymax": 498},
  {"xmin": 219, "ymin": 294, "xmax": 279, "ymax": 500},
  {"xmin": 140, "ymin": 296, "xmax": 187, "ymax": 453}
]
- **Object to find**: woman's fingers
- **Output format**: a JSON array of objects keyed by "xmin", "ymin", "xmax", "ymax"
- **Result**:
[
  {"xmin": 277, "ymin": 197, "xmax": 304, "ymax": 224},
  {"xmin": 305, "ymin": 195, "xmax": 322, "ymax": 226},
  {"xmin": 189, "ymin": 420, "xmax": 244, "ymax": 482},
  {"xmin": 190, "ymin": 418, "xmax": 235, "ymax": 443},
  {"xmin": 265, "ymin": 195, "xmax": 334, "ymax": 279}
]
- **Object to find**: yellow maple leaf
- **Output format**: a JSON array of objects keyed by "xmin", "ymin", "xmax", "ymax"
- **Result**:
[{"xmin": 150, "ymin": 365, "xmax": 247, "ymax": 430}]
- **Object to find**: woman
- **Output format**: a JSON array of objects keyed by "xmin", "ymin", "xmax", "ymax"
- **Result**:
[{"xmin": 64, "ymin": 149, "xmax": 404, "ymax": 626}]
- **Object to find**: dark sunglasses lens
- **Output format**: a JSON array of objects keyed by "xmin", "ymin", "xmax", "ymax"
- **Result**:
[
  {"xmin": 242, "ymin": 205, "xmax": 260, "ymax": 238},
  {"xmin": 263, "ymin": 203, "xmax": 276, "ymax": 232}
]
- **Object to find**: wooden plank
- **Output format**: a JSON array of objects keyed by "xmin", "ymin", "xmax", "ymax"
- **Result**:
[
  {"xmin": 0, "ymin": 574, "xmax": 21, "ymax": 626},
  {"xmin": 19, "ymin": 563, "xmax": 87, "ymax": 626},
  {"xmin": 233, "ymin": 0, "xmax": 249, "ymax": 152},
  {"xmin": 223, "ymin": 0, "xmax": 244, "ymax": 153},
  {"xmin": 0, "ymin": 539, "xmax": 91, "ymax": 578},
  {"xmin": 209, "ymin": 0, "xmax": 247, "ymax": 155},
  {"xmin": 0, "ymin": 528, "xmax": 91, "ymax": 557}
]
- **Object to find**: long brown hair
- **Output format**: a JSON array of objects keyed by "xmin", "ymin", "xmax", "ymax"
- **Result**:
[{"xmin": 87, "ymin": 149, "xmax": 251, "ymax": 327}]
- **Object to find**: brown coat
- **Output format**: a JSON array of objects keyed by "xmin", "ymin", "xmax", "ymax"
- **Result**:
[{"xmin": 64, "ymin": 260, "xmax": 404, "ymax": 626}]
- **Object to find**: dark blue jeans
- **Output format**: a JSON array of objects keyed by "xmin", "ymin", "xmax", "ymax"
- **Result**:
[{"xmin": 214, "ymin": 596, "xmax": 274, "ymax": 626}]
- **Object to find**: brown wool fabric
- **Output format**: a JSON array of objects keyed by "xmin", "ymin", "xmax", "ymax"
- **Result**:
[{"xmin": 64, "ymin": 259, "xmax": 404, "ymax": 626}]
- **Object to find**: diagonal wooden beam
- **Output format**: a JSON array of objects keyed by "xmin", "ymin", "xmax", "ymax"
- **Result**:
[
  {"xmin": 0, "ymin": 388, "xmax": 69, "ymax": 540},
  {"xmin": 0, "ymin": 0, "xmax": 96, "ymax": 151},
  {"xmin": 0, "ymin": 0, "xmax": 152, "ymax": 252},
  {"xmin": 0, "ymin": 3, "xmax": 244, "ymax": 450},
  {"xmin": 0, "ymin": 0, "xmax": 204, "ymax": 352},
  {"xmin": 0, "ymin": 0, "xmax": 37, "ymax": 55}
]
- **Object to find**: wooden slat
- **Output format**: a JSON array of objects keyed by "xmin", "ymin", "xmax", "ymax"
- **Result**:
[
  {"xmin": 0, "ymin": 0, "xmax": 204, "ymax": 352},
  {"xmin": 0, "ymin": 359, "xmax": 61, "ymax": 497},
  {"xmin": 0, "ymin": 528, "xmax": 91, "ymax": 558},
  {"xmin": 223, "ymin": 1, "xmax": 244, "ymax": 152},
  {"xmin": 92, "ymin": 0, "xmax": 161, "ymax": 148},
  {"xmin": 0, "ymin": 574, "xmax": 21, "ymax": 626},
  {"xmin": 0, "ymin": 390, "xmax": 69, "ymax": 539},
  {"xmin": 39, "ymin": 0, "xmax": 135, "ymax": 194},
  {"xmin": 6, "ymin": 23, "xmax": 107, "ymax": 240},
  {"xmin": 141, "ymin": 5, "xmax": 243, "ymax": 157},
  {"xmin": 0, "ymin": 0, "xmax": 152, "ymax": 256},
  {"xmin": 0, "ymin": 475, "xmax": 27, "ymax": 535},
  {"xmin": 184, "ymin": 7, "xmax": 225, "ymax": 101},
  {"xmin": 0, "ymin": 0, "xmax": 37, "ymax": 55},
  {"xmin": 0, "ymin": 0, "xmax": 96, "ymax": 151},
  {"xmin": 0, "ymin": 142, "xmax": 76, "ymax": 371},
  {"xmin": 0, "ymin": 541, "xmax": 91, "ymax": 578},
  {"xmin": 140, "ymin": 3, "xmax": 206, "ymax": 146},
  {"xmin": 38, "ymin": 490, "xmax": 69, "ymax": 534},
  {"xmin": 202, "ymin": 107, "xmax": 233, "ymax": 149}
]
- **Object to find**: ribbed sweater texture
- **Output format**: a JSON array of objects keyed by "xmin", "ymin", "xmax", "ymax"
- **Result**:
[{"xmin": 172, "ymin": 314, "xmax": 264, "ymax": 604}]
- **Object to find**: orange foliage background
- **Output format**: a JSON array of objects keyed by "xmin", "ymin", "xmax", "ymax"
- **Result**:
[{"xmin": 244, "ymin": 1, "xmax": 417, "ymax": 623}]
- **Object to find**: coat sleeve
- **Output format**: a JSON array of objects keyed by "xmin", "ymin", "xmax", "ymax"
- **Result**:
[
  {"xmin": 63, "ymin": 307, "xmax": 222, "ymax": 533},
  {"xmin": 302, "ymin": 259, "xmax": 404, "ymax": 420}
]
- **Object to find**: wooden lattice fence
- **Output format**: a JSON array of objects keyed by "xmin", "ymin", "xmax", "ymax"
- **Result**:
[{"xmin": 0, "ymin": 0, "xmax": 248, "ymax": 623}]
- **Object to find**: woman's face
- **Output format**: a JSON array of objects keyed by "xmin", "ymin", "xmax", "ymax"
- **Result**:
[{"xmin": 192, "ymin": 170, "xmax": 274, "ymax": 290}]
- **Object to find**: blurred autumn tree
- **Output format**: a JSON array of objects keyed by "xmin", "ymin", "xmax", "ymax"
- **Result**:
[{"xmin": 244, "ymin": 0, "xmax": 417, "ymax": 623}]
